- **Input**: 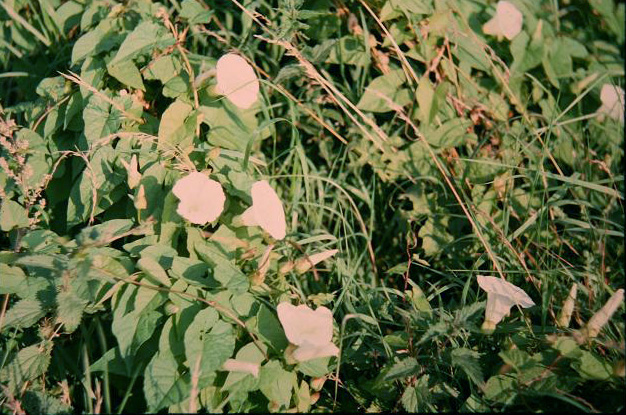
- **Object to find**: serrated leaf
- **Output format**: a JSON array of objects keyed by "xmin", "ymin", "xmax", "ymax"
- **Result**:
[
  {"xmin": 383, "ymin": 357, "xmax": 420, "ymax": 381},
  {"xmin": 0, "ymin": 344, "xmax": 51, "ymax": 394},
  {"xmin": 2, "ymin": 299, "xmax": 46, "ymax": 330},
  {"xmin": 56, "ymin": 289, "xmax": 87, "ymax": 333},
  {"xmin": 451, "ymin": 348, "xmax": 484, "ymax": 386}
]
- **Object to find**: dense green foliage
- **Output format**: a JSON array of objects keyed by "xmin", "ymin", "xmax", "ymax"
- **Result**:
[{"xmin": 0, "ymin": 0, "xmax": 624, "ymax": 412}]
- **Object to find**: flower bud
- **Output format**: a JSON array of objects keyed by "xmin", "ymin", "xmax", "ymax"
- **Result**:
[{"xmin": 557, "ymin": 283, "xmax": 577, "ymax": 328}]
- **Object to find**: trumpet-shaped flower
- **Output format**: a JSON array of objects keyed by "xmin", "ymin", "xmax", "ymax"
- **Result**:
[
  {"xmin": 482, "ymin": 1, "xmax": 523, "ymax": 41},
  {"xmin": 172, "ymin": 172, "xmax": 225, "ymax": 225},
  {"xmin": 584, "ymin": 288, "xmax": 624, "ymax": 338},
  {"xmin": 294, "ymin": 249, "xmax": 339, "ymax": 274},
  {"xmin": 241, "ymin": 180, "xmax": 286, "ymax": 240},
  {"xmin": 216, "ymin": 53, "xmax": 260, "ymax": 109},
  {"xmin": 598, "ymin": 84, "xmax": 625, "ymax": 123},
  {"xmin": 477, "ymin": 275, "xmax": 534, "ymax": 332},
  {"xmin": 277, "ymin": 302, "xmax": 339, "ymax": 362}
]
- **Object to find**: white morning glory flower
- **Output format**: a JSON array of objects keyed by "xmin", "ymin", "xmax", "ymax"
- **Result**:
[
  {"xmin": 584, "ymin": 288, "xmax": 624, "ymax": 338},
  {"xmin": 172, "ymin": 172, "xmax": 225, "ymax": 225},
  {"xmin": 477, "ymin": 275, "xmax": 534, "ymax": 332},
  {"xmin": 216, "ymin": 53, "xmax": 260, "ymax": 110},
  {"xmin": 294, "ymin": 249, "xmax": 339, "ymax": 274},
  {"xmin": 598, "ymin": 84, "xmax": 625, "ymax": 123},
  {"xmin": 241, "ymin": 180, "xmax": 286, "ymax": 240},
  {"xmin": 482, "ymin": 1, "xmax": 523, "ymax": 41},
  {"xmin": 277, "ymin": 302, "xmax": 339, "ymax": 362}
]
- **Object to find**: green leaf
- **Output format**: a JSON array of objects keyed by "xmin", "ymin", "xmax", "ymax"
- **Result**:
[
  {"xmin": 138, "ymin": 256, "xmax": 172, "ymax": 287},
  {"xmin": 56, "ymin": 289, "xmax": 87, "ymax": 333},
  {"xmin": 194, "ymin": 241, "xmax": 249, "ymax": 294},
  {"xmin": 483, "ymin": 374, "xmax": 516, "ymax": 403},
  {"xmin": 0, "ymin": 199, "xmax": 30, "ymax": 231},
  {"xmin": 253, "ymin": 305, "xmax": 289, "ymax": 352},
  {"xmin": 83, "ymin": 94, "xmax": 122, "ymax": 144},
  {"xmin": 325, "ymin": 36, "xmax": 369, "ymax": 66},
  {"xmin": 36, "ymin": 76, "xmax": 67, "ymax": 101},
  {"xmin": 451, "ymin": 348, "xmax": 484, "ymax": 386},
  {"xmin": 2, "ymin": 299, "xmax": 46, "ymax": 330},
  {"xmin": 67, "ymin": 145, "xmax": 125, "ymax": 226},
  {"xmin": 180, "ymin": 0, "xmax": 212, "ymax": 24},
  {"xmin": 416, "ymin": 76, "xmax": 436, "ymax": 123},
  {"xmin": 222, "ymin": 342, "xmax": 266, "ymax": 393},
  {"xmin": 184, "ymin": 310, "xmax": 235, "ymax": 389},
  {"xmin": 572, "ymin": 351, "xmax": 613, "ymax": 380},
  {"xmin": 158, "ymin": 99, "xmax": 195, "ymax": 149},
  {"xmin": 418, "ymin": 216, "xmax": 453, "ymax": 257},
  {"xmin": 198, "ymin": 103, "xmax": 257, "ymax": 152},
  {"xmin": 110, "ymin": 21, "xmax": 174, "ymax": 66},
  {"xmin": 144, "ymin": 55, "xmax": 181, "ymax": 84},
  {"xmin": 111, "ymin": 284, "xmax": 166, "ymax": 359},
  {"xmin": 401, "ymin": 385, "xmax": 419, "ymax": 412},
  {"xmin": 0, "ymin": 344, "xmax": 52, "ymax": 394},
  {"xmin": 357, "ymin": 69, "xmax": 411, "ymax": 113},
  {"xmin": 552, "ymin": 337, "xmax": 582, "ymax": 359},
  {"xmin": 400, "ymin": 374, "xmax": 430, "ymax": 412},
  {"xmin": 259, "ymin": 360, "xmax": 297, "ymax": 409},
  {"xmin": 424, "ymin": 118, "xmax": 472, "ymax": 147},
  {"xmin": 71, "ymin": 18, "xmax": 115, "ymax": 64},
  {"xmin": 144, "ymin": 317, "xmax": 190, "ymax": 411},
  {"xmin": 389, "ymin": 0, "xmax": 433, "ymax": 16},
  {"xmin": 107, "ymin": 59, "xmax": 145, "ymax": 90},
  {"xmin": 0, "ymin": 264, "xmax": 27, "ymax": 294},
  {"xmin": 383, "ymin": 357, "xmax": 420, "ymax": 382}
]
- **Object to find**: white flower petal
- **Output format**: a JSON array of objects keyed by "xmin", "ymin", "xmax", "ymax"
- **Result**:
[
  {"xmin": 483, "ymin": 1, "xmax": 523, "ymax": 40},
  {"xmin": 293, "ymin": 342, "xmax": 339, "ymax": 362},
  {"xmin": 249, "ymin": 180, "xmax": 286, "ymax": 240},
  {"xmin": 221, "ymin": 358, "xmax": 260, "ymax": 378},
  {"xmin": 277, "ymin": 302, "xmax": 334, "ymax": 347},
  {"xmin": 172, "ymin": 172, "xmax": 225, "ymax": 225},
  {"xmin": 586, "ymin": 289, "xmax": 624, "ymax": 338},
  {"xmin": 295, "ymin": 249, "xmax": 339, "ymax": 274},
  {"xmin": 216, "ymin": 53, "xmax": 260, "ymax": 109},
  {"xmin": 598, "ymin": 84, "xmax": 625, "ymax": 123},
  {"xmin": 478, "ymin": 275, "xmax": 534, "ymax": 329}
]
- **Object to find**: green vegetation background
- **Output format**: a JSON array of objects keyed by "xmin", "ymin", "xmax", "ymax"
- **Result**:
[{"xmin": 0, "ymin": 0, "xmax": 624, "ymax": 412}]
